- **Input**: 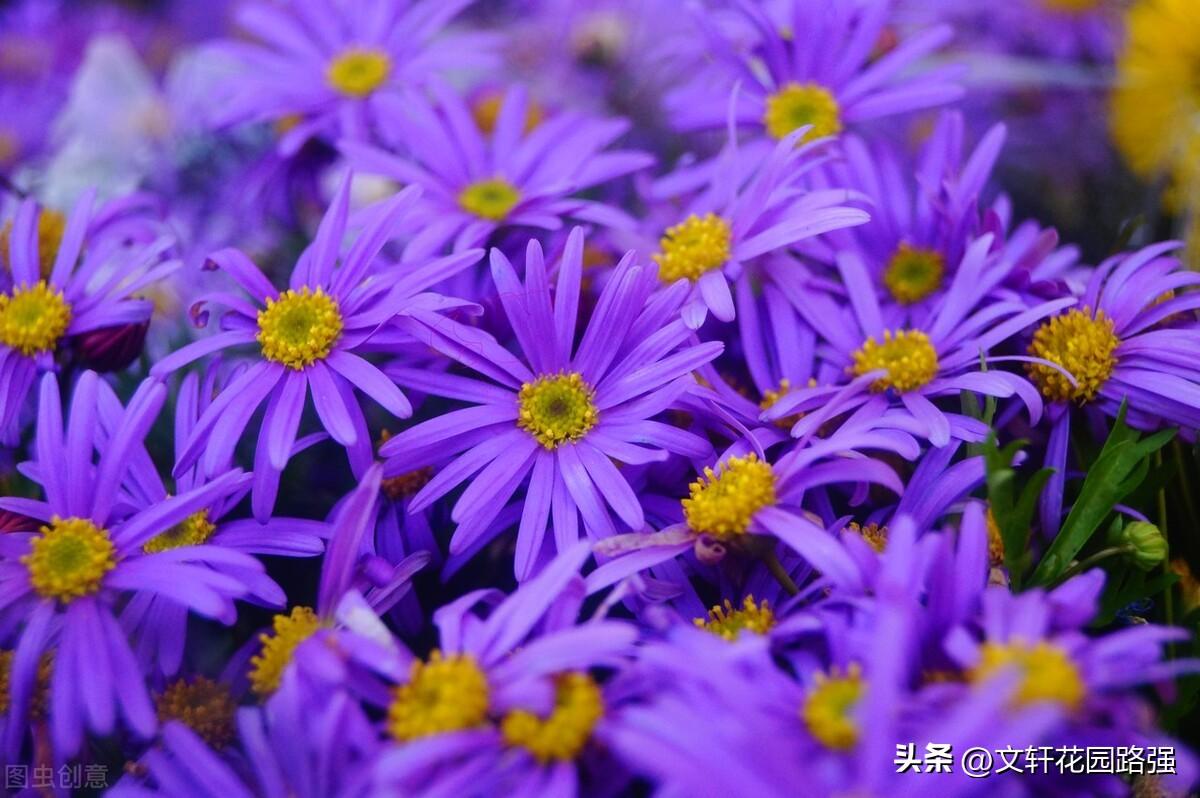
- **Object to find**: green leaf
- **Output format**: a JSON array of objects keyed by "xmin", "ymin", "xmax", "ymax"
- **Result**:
[
  {"xmin": 1030, "ymin": 403, "xmax": 1176, "ymax": 586},
  {"xmin": 983, "ymin": 434, "xmax": 1053, "ymax": 590}
]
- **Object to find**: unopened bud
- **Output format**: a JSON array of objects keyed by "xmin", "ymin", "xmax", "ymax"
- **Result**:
[{"xmin": 1121, "ymin": 522, "xmax": 1168, "ymax": 571}]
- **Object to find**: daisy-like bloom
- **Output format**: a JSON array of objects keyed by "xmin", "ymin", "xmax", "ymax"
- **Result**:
[
  {"xmin": 664, "ymin": 0, "xmax": 961, "ymax": 143},
  {"xmin": 765, "ymin": 234, "xmax": 1075, "ymax": 446},
  {"xmin": 382, "ymin": 228, "xmax": 721, "ymax": 580},
  {"xmin": 113, "ymin": 369, "xmax": 328, "ymax": 677},
  {"xmin": 150, "ymin": 178, "xmax": 482, "ymax": 520},
  {"xmin": 368, "ymin": 543, "xmax": 638, "ymax": 795},
  {"xmin": 0, "ymin": 191, "xmax": 178, "ymax": 443},
  {"xmin": 341, "ymin": 82, "xmax": 654, "ymax": 260},
  {"xmin": 207, "ymin": 0, "xmax": 494, "ymax": 151},
  {"xmin": 0, "ymin": 372, "xmax": 273, "ymax": 756},
  {"xmin": 113, "ymin": 675, "xmax": 381, "ymax": 798},
  {"xmin": 1110, "ymin": 0, "xmax": 1200, "ymax": 209},
  {"xmin": 589, "ymin": 428, "xmax": 911, "ymax": 596},
  {"xmin": 1024, "ymin": 241, "xmax": 1200, "ymax": 533},
  {"xmin": 648, "ymin": 128, "xmax": 869, "ymax": 329}
]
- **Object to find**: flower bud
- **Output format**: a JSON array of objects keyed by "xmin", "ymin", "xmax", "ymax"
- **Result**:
[{"xmin": 1121, "ymin": 522, "xmax": 1168, "ymax": 571}]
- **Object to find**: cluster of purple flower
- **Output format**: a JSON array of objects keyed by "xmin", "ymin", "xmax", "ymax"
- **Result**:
[{"xmin": 1, "ymin": 0, "xmax": 1199, "ymax": 796}]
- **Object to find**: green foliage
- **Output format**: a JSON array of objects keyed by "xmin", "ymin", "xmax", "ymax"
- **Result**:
[{"xmin": 982, "ymin": 434, "xmax": 1053, "ymax": 590}]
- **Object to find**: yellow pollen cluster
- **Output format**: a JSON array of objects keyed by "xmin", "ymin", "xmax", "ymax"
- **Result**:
[
  {"xmin": 845, "ymin": 521, "xmax": 888, "ymax": 553},
  {"xmin": 883, "ymin": 244, "xmax": 945, "ymax": 304},
  {"xmin": 382, "ymin": 466, "xmax": 435, "ymax": 500},
  {"xmin": 248, "ymin": 606, "xmax": 321, "ymax": 697},
  {"xmin": 850, "ymin": 329, "xmax": 939, "ymax": 393},
  {"xmin": 695, "ymin": 595, "xmax": 776, "ymax": 640},
  {"xmin": 143, "ymin": 510, "xmax": 217, "ymax": 553},
  {"xmin": 0, "ymin": 210, "xmax": 66, "ymax": 277},
  {"xmin": 326, "ymin": 48, "xmax": 392, "ymax": 98},
  {"xmin": 388, "ymin": 650, "xmax": 491, "ymax": 742},
  {"xmin": 969, "ymin": 639, "xmax": 1085, "ymax": 710},
  {"xmin": 458, "ymin": 178, "xmax": 522, "ymax": 221},
  {"xmin": 763, "ymin": 82, "xmax": 843, "ymax": 142},
  {"xmin": 156, "ymin": 677, "xmax": 238, "ymax": 749},
  {"xmin": 501, "ymin": 672, "xmax": 604, "ymax": 762},
  {"xmin": 1043, "ymin": 0, "xmax": 1100, "ymax": 10},
  {"xmin": 518, "ymin": 371, "xmax": 599, "ymax": 449},
  {"xmin": 472, "ymin": 92, "xmax": 544, "ymax": 135},
  {"xmin": 0, "ymin": 281, "xmax": 72, "ymax": 356},
  {"xmin": 653, "ymin": 213, "xmax": 733, "ymax": 284},
  {"xmin": 22, "ymin": 516, "xmax": 116, "ymax": 603},
  {"xmin": 1027, "ymin": 308, "xmax": 1119, "ymax": 403},
  {"xmin": 682, "ymin": 454, "xmax": 777, "ymax": 540},
  {"xmin": 985, "ymin": 508, "xmax": 1006, "ymax": 567},
  {"xmin": 801, "ymin": 664, "xmax": 864, "ymax": 751},
  {"xmin": 256, "ymin": 287, "xmax": 344, "ymax": 370}
]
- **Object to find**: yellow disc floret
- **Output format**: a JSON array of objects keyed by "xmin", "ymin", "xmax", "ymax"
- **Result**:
[
  {"xmin": 696, "ymin": 595, "xmax": 776, "ymax": 640},
  {"xmin": 143, "ymin": 510, "xmax": 217, "ymax": 553},
  {"xmin": 256, "ymin": 287, "xmax": 343, "ymax": 370},
  {"xmin": 653, "ymin": 213, "xmax": 732, "ymax": 283},
  {"xmin": 763, "ymin": 82, "xmax": 843, "ymax": 142},
  {"xmin": 845, "ymin": 521, "xmax": 888, "ymax": 553},
  {"xmin": 850, "ymin": 329, "xmax": 939, "ymax": 393},
  {"xmin": 156, "ymin": 677, "xmax": 238, "ymax": 749},
  {"xmin": 248, "ymin": 606, "xmax": 321, "ymax": 697},
  {"xmin": 682, "ymin": 454, "xmax": 777, "ymax": 540},
  {"xmin": 326, "ymin": 48, "xmax": 392, "ymax": 98},
  {"xmin": 472, "ymin": 91, "xmax": 544, "ymax": 135},
  {"xmin": 969, "ymin": 639, "xmax": 1085, "ymax": 710},
  {"xmin": 458, "ymin": 178, "xmax": 522, "ymax": 221},
  {"xmin": 883, "ymin": 244, "xmax": 945, "ymax": 304},
  {"xmin": 1027, "ymin": 308, "xmax": 1119, "ymax": 403},
  {"xmin": 22, "ymin": 516, "xmax": 116, "ymax": 602},
  {"xmin": 387, "ymin": 650, "xmax": 490, "ymax": 742},
  {"xmin": 501, "ymin": 672, "xmax": 603, "ymax": 762},
  {"xmin": 0, "ymin": 210, "xmax": 67, "ymax": 277},
  {"xmin": 0, "ymin": 281, "xmax": 72, "ymax": 356},
  {"xmin": 518, "ymin": 371, "xmax": 599, "ymax": 449},
  {"xmin": 801, "ymin": 664, "xmax": 864, "ymax": 751}
]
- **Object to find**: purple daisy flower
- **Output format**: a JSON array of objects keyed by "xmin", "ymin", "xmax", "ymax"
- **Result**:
[
  {"xmin": 381, "ymin": 228, "xmax": 721, "ymax": 580},
  {"xmin": 112, "ymin": 368, "xmax": 328, "ymax": 677},
  {"xmin": 150, "ymin": 177, "xmax": 483, "ymax": 520},
  {"xmin": 340, "ymin": 81, "xmax": 655, "ymax": 261},
  {"xmin": 644, "ymin": 129, "xmax": 869, "ymax": 329},
  {"xmin": 0, "ymin": 372, "xmax": 272, "ymax": 756},
  {"xmin": 766, "ymin": 234, "xmax": 1076, "ymax": 446},
  {"xmin": 207, "ymin": 0, "xmax": 495, "ymax": 152},
  {"xmin": 664, "ymin": 0, "xmax": 962, "ymax": 143},
  {"xmin": 0, "ymin": 191, "xmax": 178, "ymax": 443}
]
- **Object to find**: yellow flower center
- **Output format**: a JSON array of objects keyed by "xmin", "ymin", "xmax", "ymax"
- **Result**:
[
  {"xmin": 0, "ymin": 210, "xmax": 66, "ymax": 277},
  {"xmin": 1043, "ymin": 0, "xmax": 1099, "ymax": 12},
  {"xmin": 653, "ymin": 213, "xmax": 732, "ymax": 283},
  {"xmin": 458, "ymin": 178, "xmax": 522, "ymax": 221},
  {"xmin": 850, "ymin": 329, "xmax": 939, "ymax": 393},
  {"xmin": 1026, "ymin": 308, "xmax": 1119, "ymax": 403},
  {"xmin": 156, "ymin": 677, "xmax": 238, "ymax": 750},
  {"xmin": 471, "ymin": 92, "xmax": 544, "ymax": 135},
  {"xmin": 22, "ymin": 516, "xmax": 116, "ymax": 603},
  {"xmin": 763, "ymin": 82, "xmax": 843, "ymax": 142},
  {"xmin": 326, "ymin": 48, "xmax": 392, "ymax": 98},
  {"xmin": 248, "ymin": 606, "xmax": 321, "ymax": 697},
  {"xmin": 143, "ymin": 510, "xmax": 217, "ymax": 553},
  {"xmin": 0, "ymin": 281, "xmax": 72, "ymax": 356},
  {"xmin": 845, "ymin": 521, "xmax": 888, "ymax": 553},
  {"xmin": 883, "ymin": 244, "xmax": 945, "ymax": 305},
  {"xmin": 382, "ymin": 466, "xmax": 435, "ymax": 501},
  {"xmin": 985, "ymin": 508, "xmax": 1006, "ymax": 567},
  {"xmin": 969, "ymin": 640, "xmax": 1085, "ymax": 710},
  {"xmin": 801, "ymin": 665, "xmax": 864, "ymax": 751},
  {"xmin": 695, "ymin": 595, "xmax": 776, "ymax": 640},
  {"xmin": 501, "ymin": 672, "xmax": 604, "ymax": 762},
  {"xmin": 256, "ymin": 287, "xmax": 344, "ymax": 370},
  {"xmin": 682, "ymin": 454, "xmax": 777, "ymax": 540},
  {"xmin": 517, "ymin": 372, "xmax": 599, "ymax": 449},
  {"xmin": 387, "ymin": 650, "xmax": 490, "ymax": 742}
]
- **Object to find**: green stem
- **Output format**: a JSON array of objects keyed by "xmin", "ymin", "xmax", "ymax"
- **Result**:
[
  {"xmin": 763, "ymin": 548, "xmax": 800, "ymax": 597},
  {"xmin": 1157, "ymin": 450, "xmax": 1176, "ymax": 659},
  {"xmin": 1053, "ymin": 546, "xmax": 1134, "ymax": 586}
]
